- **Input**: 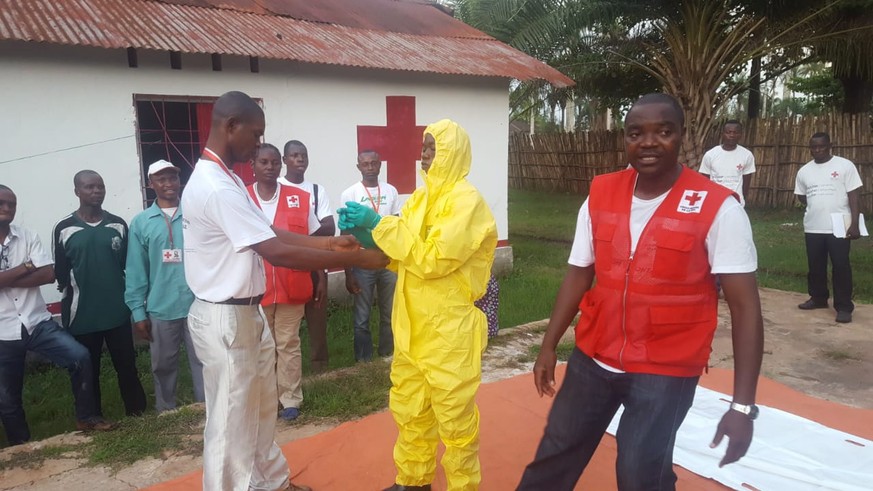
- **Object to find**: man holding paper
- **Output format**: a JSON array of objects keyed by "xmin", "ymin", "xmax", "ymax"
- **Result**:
[{"xmin": 794, "ymin": 132, "xmax": 863, "ymax": 323}]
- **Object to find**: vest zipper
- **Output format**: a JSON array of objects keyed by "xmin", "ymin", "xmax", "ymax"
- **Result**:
[{"xmin": 619, "ymin": 252, "xmax": 634, "ymax": 370}]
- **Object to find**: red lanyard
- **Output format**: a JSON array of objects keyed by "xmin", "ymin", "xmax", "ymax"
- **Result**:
[
  {"xmin": 363, "ymin": 183, "xmax": 381, "ymax": 214},
  {"xmin": 202, "ymin": 148, "xmax": 237, "ymax": 181},
  {"xmin": 161, "ymin": 207, "xmax": 178, "ymax": 248}
]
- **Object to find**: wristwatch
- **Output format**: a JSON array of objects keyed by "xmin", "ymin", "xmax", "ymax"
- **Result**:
[
  {"xmin": 23, "ymin": 260, "xmax": 35, "ymax": 272},
  {"xmin": 730, "ymin": 402, "xmax": 759, "ymax": 420}
]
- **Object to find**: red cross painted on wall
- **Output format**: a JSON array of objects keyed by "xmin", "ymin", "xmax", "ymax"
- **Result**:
[
  {"xmin": 357, "ymin": 96, "xmax": 427, "ymax": 194},
  {"xmin": 684, "ymin": 192, "xmax": 703, "ymax": 206}
]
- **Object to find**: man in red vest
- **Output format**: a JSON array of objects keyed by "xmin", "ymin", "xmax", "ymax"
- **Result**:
[
  {"xmin": 518, "ymin": 93, "xmax": 764, "ymax": 490},
  {"xmin": 247, "ymin": 144, "xmax": 319, "ymax": 421}
]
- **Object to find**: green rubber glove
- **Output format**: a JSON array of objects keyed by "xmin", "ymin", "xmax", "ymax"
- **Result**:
[
  {"xmin": 344, "ymin": 201, "xmax": 382, "ymax": 230},
  {"xmin": 350, "ymin": 226, "xmax": 378, "ymax": 249}
]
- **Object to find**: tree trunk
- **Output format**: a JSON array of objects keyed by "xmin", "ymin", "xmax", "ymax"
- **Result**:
[
  {"xmin": 840, "ymin": 75, "xmax": 873, "ymax": 114},
  {"xmin": 747, "ymin": 55, "xmax": 762, "ymax": 119}
]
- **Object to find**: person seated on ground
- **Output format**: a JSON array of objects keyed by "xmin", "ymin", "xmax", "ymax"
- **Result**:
[{"xmin": 0, "ymin": 184, "xmax": 113, "ymax": 446}]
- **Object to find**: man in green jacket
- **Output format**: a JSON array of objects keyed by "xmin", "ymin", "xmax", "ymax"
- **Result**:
[{"xmin": 125, "ymin": 161, "xmax": 204, "ymax": 412}]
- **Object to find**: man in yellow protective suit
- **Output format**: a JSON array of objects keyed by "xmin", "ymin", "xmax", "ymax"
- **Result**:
[{"xmin": 339, "ymin": 119, "xmax": 497, "ymax": 491}]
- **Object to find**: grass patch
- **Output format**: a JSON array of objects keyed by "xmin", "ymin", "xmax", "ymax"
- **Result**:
[
  {"xmin": 0, "ymin": 443, "xmax": 82, "ymax": 472},
  {"xmin": 297, "ymin": 360, "xmax": 392, "ymax": 420},
  {"xmin": 819, "ymin": 348, "xmax": 862, "ymax": 362},
  {"xmin": 87, "ymin": 406, "xmax": 203, "ymax": 468},
  {"xmin": 520, "ymin": 340, "xmax": 576, "ymax": 364}
]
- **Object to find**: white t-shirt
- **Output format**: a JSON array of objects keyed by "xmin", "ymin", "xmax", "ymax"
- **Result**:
[
  {"xmin": 251, "ymin": 183, "xmax": 281, "ymax": 222},
  {"xmin": 182, "ymin": 157, "xmax": 276, "ymax": 302},
  {"xmin": 278, "ymin": 177, "xmax": 332, "ymax": 225},
  {"xmin": 568, "ymin": 194, "xmax": 757, "ymax": 274},
  {"xmin": 339, "ymin": 181, "xmax": 401, "ymax": 217},
  {"xmin": 699, "ymin": 144, "xmax": 756, "ymax": 206},
  {"xmin": 794, "ymin": 156, "xmax": 863, "ymax": 233},
  {"xmin": 0, "ymin": 225, "xmax": 54, "ymax": 340}
]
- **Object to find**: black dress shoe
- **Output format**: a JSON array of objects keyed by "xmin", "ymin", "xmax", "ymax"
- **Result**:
[
  {"xmin": 798, "ymin": 298, "xmax": 828, "ymax": 310},
  {"xmin": 835, "ymin": 311, "xmax": 852, "ymax": 323},
  {"xmin": 382, "ymin": 485, "xmax": 432, "ymax": 491}
]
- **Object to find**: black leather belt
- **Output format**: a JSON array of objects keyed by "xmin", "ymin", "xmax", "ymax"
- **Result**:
[{"xmin": 202, "ymin": 295, "xmax": 263, "ymax": 306}]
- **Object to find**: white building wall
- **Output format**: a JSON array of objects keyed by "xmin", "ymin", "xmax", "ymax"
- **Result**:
[{"xmin": 0, "ymin": 42, "xmax": 510, "ymax": 303}]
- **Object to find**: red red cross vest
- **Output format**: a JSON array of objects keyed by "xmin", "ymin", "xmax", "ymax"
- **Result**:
[
  {"xmin": 247, "ymin": 183, "xmax": 313, "ymax": 305},
  {"xmin": 577, "ymin": 167, "xmax": 738, "ymax": 377}
]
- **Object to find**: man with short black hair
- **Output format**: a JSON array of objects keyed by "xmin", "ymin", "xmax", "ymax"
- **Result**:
[
  {"xmin": 183, "ymin": 91, "xmax": 387, "ymax": 491},
  {"xmin": 340, "ymin": 150, "xmax": 400, "ymax": 361},
  {"xmin": 125, "ymin": 160, "xmax": 204, "ymax": 413},
  {"xmin": 279, "ymin": 141, "xmax": 334, "ymax": 373},
  {"xmin": 699, "ymin": 120, "xmax": 756, "ymax": 206},
  {"xmin": 53, "ymin": 170, "xmax": 147, "ymax": 418},
  {"xmin": 794, "ymin": 132, "xmax": 862, "ymax": 323},
  {"xmin": 1, "ymin": 184, "xmax": 112, "ymax": 446}
]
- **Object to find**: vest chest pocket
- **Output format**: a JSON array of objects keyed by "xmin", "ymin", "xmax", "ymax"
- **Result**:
[
  {"xmin": 593, "ymin": 222, "xmax": 617, "ymax": 273},
  {"xmin": 651, "ymin": 230, "xmax": 695, "ymax": 281}
]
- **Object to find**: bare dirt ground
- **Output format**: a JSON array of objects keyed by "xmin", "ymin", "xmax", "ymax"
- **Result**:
[{"xmin": 1, "ymin": 287, "xmax": 870, "ymax": 490}]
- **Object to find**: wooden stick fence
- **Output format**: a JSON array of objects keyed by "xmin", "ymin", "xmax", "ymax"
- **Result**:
[{"xmin": 509, "ymin": 113, "xmax": 873, "ymax": 211}]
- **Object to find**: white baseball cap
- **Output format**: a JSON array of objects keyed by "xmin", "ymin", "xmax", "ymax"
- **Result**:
[{"xmin": 148, "ymin": 160, "xmax": 181, "ymax": 177}]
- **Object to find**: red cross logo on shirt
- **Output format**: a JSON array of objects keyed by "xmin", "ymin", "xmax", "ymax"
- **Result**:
[
  {"xmin": 684, "ymin": 192, "xmax": 703, "ymax": 206},
  {"xmin": 357, "ymin": 96, "xmax": 427, "ymax": 194},
  {"xmin": 831, "ymin": 171, "xmax": 840, "ymax": 178},
  {"xmin": 736, "ymin": 163, "xmax": 744, "ymax": 172},
  {"xmin": 163, "ymin": 250, "xmax": 173, "ymax": 260}
]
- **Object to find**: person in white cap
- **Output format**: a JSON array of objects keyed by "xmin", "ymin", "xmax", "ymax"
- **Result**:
[{"xmin": 125, "ymin": 160, "xmax": 204, "ymax": 412}]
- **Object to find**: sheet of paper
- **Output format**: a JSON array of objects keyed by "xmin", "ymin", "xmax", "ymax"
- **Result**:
[{"xmin": 831, "ymin": 213, "xmax": 869, "ymax": 238}]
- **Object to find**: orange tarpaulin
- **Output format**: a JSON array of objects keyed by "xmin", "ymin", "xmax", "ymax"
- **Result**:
[{"xmin": 147, "ymin": 367, "xmax": 873, "ymax": 490}]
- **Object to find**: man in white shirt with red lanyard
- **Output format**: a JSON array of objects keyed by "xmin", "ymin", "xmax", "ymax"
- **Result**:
[
  {"xmin": 699, "ymin": 120, "xmax": 756, "ymax": 207},
  {"xmin": 794, "ymin": 132, "xmax": 862, "ymax": 324},
  {"xmin": 340, "ymin": 150, "xmax": 400, "ymax": 361},
  {"xmin": 182, "ymin": 91, "xmax": 387, "ymax": 491},
  {"xmin": 278, "ymin": 140, "xmax": 333, "ymax": 373}
]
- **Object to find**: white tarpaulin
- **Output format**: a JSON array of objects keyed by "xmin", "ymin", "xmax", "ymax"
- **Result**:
[{"xmin": 606, "ymin": 386, "xmax": 873, "ymax": 490}]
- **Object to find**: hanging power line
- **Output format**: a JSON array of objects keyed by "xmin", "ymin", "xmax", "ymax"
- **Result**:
[{"xmin": 0, "ymin": 135, "xmax": 135, "ymax": 165}]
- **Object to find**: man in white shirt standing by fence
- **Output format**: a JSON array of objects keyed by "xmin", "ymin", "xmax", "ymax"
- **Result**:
[
  {"xmin": 699, "ymin": 119, "xmax": 756, "ymax": 206},
  {"xmin": 794, "ymin": 131, "xmax": 862, "ymax": 324}
]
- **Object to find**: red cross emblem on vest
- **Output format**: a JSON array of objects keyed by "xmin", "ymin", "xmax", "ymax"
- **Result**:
[
  {"xmin": 677, "ymin": 190, "xmax": 708, "ymax": 214},
  {"xmin": 357, "ymin": 96, "xmax": 427, "ymax": 194}
]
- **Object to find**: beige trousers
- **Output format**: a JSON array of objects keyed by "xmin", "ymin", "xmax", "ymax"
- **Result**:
[
  {"xmin": 263, "ymin": 303, "xmax": 306, "ymax": 409},
  {"xmin": 187, "ymin": 299, "xmax": 289, "ymax": 491}
]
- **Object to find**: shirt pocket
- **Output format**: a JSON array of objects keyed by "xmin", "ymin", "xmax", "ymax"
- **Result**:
[
  {"xmin": 651, "ymin": 230, "xmax": 695, "ymax": 281},
  {"xmin": 593, "ymin": 222, "xmax": 617, "ymax": 273}
]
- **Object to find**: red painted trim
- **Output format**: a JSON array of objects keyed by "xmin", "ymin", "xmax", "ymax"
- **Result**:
[{"xmin": 46, "ymin": 302, "xmax": 61, "ymax": 315}]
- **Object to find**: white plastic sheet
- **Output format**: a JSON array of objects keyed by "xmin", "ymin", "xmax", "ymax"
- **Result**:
[{"xmin": 606, "ymin": 386, "xmax": 873, "ymax": 490}]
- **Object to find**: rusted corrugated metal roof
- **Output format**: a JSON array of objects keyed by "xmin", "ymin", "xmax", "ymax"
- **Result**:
[{"xmin": 0, "ymin": 0, "xmax": 574, "ymax": 87}]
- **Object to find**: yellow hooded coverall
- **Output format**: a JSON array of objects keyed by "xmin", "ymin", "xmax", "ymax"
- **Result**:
[{"xmin": 372, "ymin": 119, "xmax": 498, "ymax": 490}]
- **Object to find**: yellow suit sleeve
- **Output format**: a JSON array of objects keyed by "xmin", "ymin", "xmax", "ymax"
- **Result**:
[{"xmin": 373, "ymin": 189, "xmax": 495, "ymax": 280}]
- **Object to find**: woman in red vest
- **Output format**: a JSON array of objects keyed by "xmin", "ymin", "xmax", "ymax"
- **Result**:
[{"xmin": 247, "ymin": 144, "xmax": 315, "ymax": 421}]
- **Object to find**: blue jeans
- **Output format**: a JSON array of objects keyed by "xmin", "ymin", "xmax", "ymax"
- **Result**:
[
  {"xmin": 351, "ymin": 267, "xmax": 396, "ymax": 361},
  {"xmin": 518, "ymin": 349, "xmax": 699, "ymax": 491},
  {"xmin": 0, "ymin": 320, "xmax": 97, "ymax": 445}
]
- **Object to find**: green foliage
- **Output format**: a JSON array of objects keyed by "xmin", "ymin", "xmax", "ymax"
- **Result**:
[
  {"xmin": 88, "ymin": 407, "xmax": 203, "ymax": 467},
  {"xmin": 296, "ymin": 361, "xmax": 392, "ymax": 420}
]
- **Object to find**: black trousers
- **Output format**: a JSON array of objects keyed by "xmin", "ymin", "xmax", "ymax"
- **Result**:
[
  {"xmin": 74, "ymin": 322, "xmax": 147, "ymax": 417},
  {"xmin": 805, "ymin": 232, "xmax": 854, "ymax": 313}
]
